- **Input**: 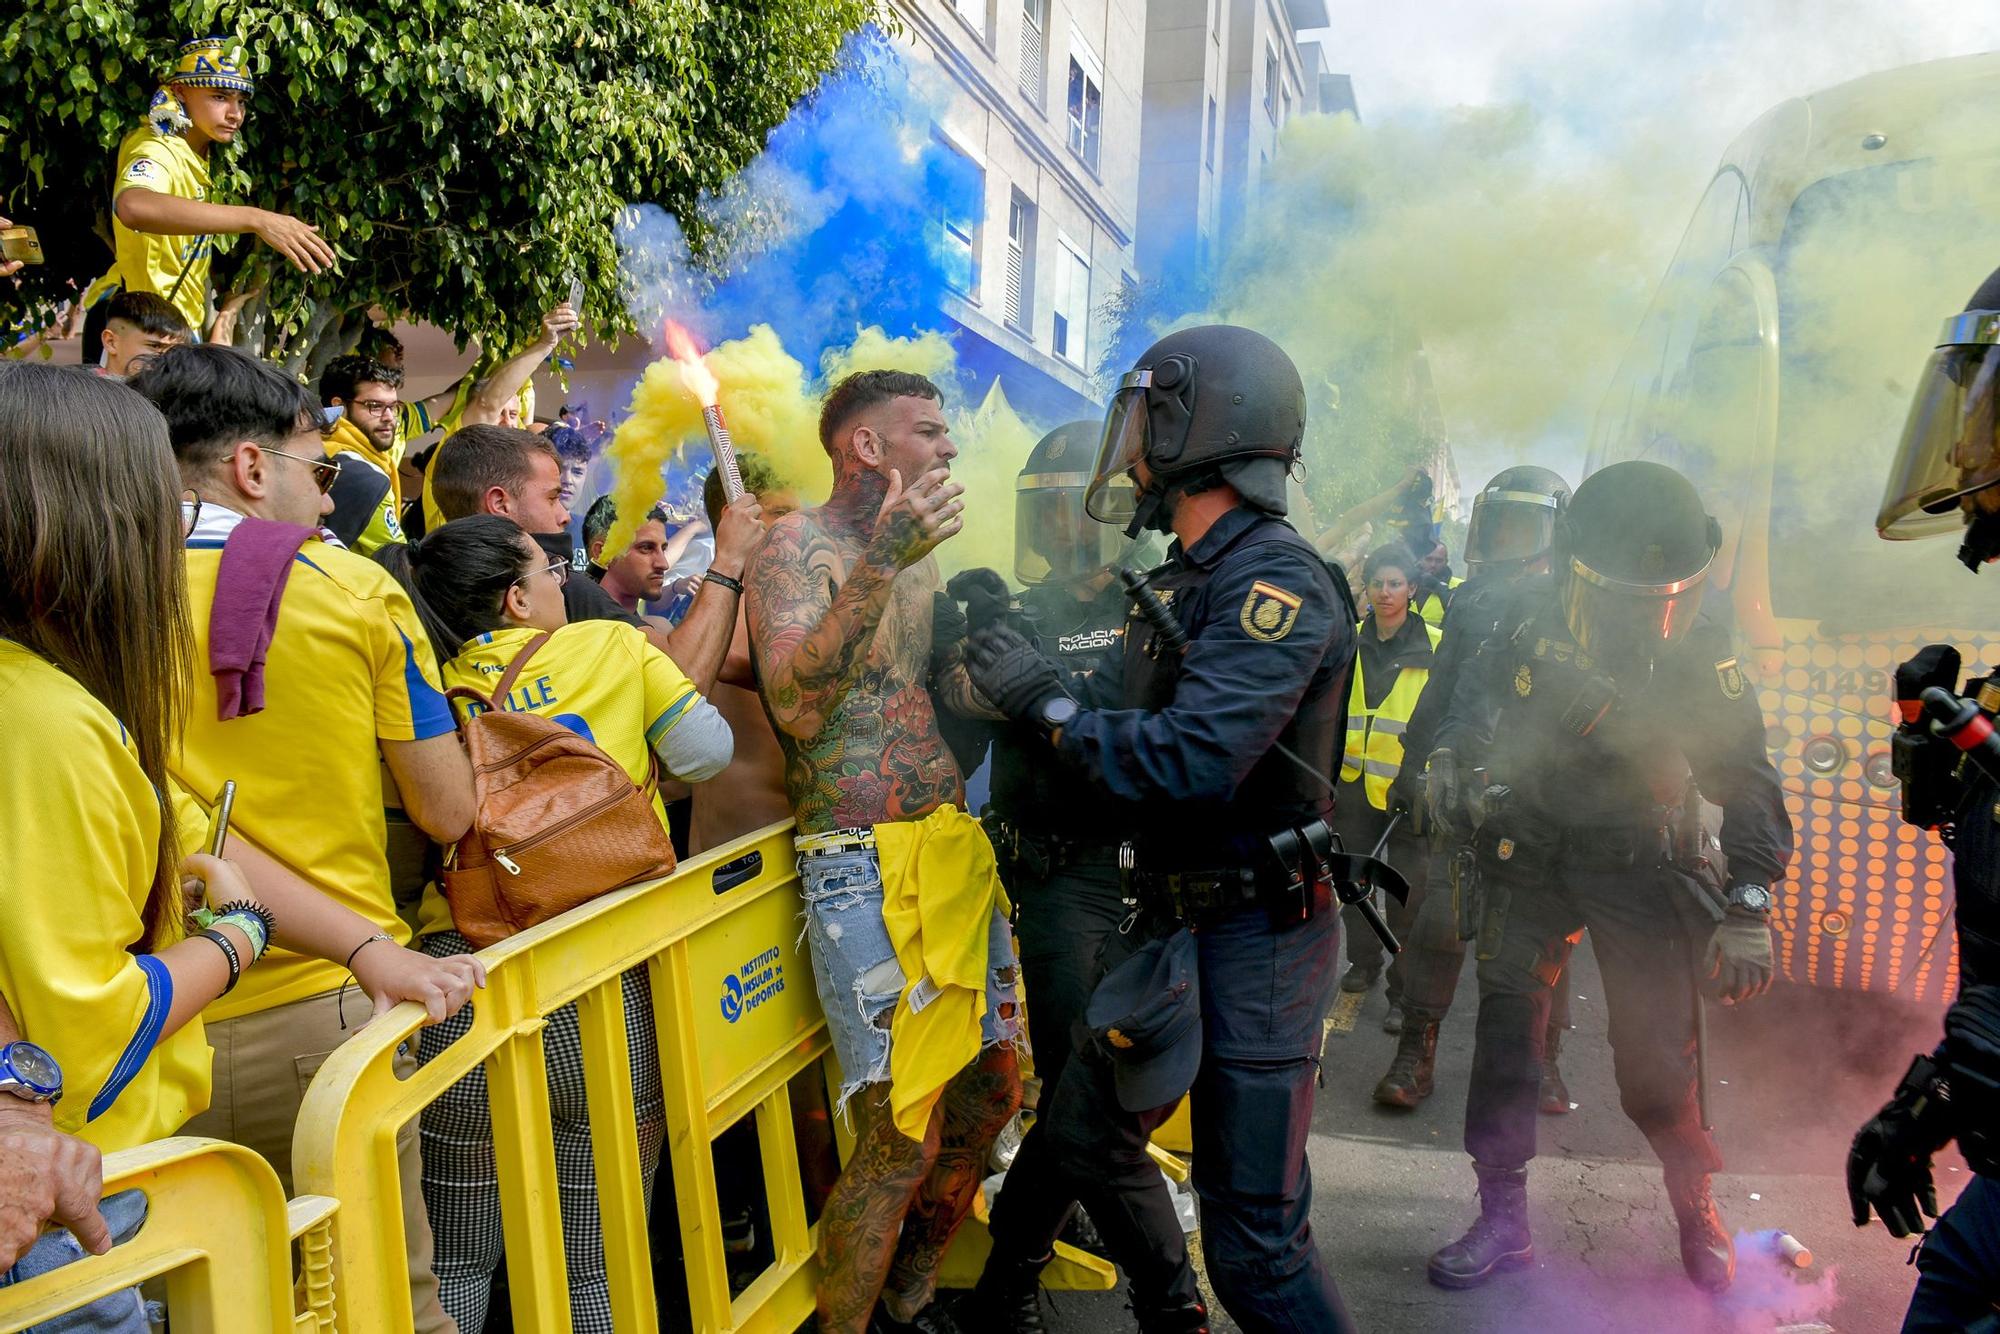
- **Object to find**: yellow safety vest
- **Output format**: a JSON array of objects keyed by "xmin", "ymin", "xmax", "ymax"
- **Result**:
[
  {"xmin": 1340, "ymin": 618, "xmax": 1443, "ymax": 810},
  {"xmin": 1414, "ymin": 576, "xmax": 1463, "ymax": 628}
]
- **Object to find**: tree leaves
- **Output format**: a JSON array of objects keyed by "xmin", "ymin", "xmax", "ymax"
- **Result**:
[{"xmin": 1, "ymin": 0, "xmax": 876, "ymax": 362}]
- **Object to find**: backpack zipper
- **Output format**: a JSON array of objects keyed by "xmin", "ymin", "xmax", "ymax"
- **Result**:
[{"xmin": 489, "ymin": 786, "xmax": 637, "ymax": 875}]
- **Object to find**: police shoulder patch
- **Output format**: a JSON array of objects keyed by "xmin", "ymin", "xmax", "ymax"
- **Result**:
[
  {"xmin": 1514, "ymin": 664, "xmax": 1533, "ymax": 697},
  {"xmin": 1239, "ymin": 580, "xmax": 1303, "ymax": 642},
  {"xmin": 1716, "ymin": 657, "xmax": 1746, "ymax": 700}
]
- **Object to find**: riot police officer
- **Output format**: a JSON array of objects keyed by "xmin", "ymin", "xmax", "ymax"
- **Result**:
[
  {"xmin": 1375, "ymin": 466, "xmax": 1577, "ymax": 1110},
  {"xmin": 966, "ymin": 324, "xmax": 1360, "ymax": 1333},
  {"xmin": 1423, "ymin": 460, "xmax": 1793, "ymax": 1293},
  {"xmin": 1851, "ymin": 264, "xmax": 2000, "ymax": 1329},
  {"xmin": 949, "ymin": 423, "xmax": 1195, "ymax": 1334}
]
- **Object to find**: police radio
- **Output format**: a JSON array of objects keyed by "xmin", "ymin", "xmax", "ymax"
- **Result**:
[{"xmin": 1893, "ymin": 645, "xmax": 1968, "ymax": 830}]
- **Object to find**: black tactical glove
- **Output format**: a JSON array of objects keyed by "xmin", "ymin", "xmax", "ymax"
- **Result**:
[
  {"xmin": 1423, "ymin": 749, "xmax": 1460, "ymax": 834},
  {"xmin": 1848, "ymin": 1054, "xmax": 1956, "ymax": 1237},
  {"xmin": 966, "ymin": 625, "xmax": 1069, "ymax": 724},
  {"xmin": 1703, "ymin": 910, "xmax": 1776, "ymax": 1005},
  {"xmin": 946, "ymin": 567, "xmax": 1014, "ymax": 636},
  {"xmin": 1388, "ymin": 770, "xmax": 1427, "ymax": 838}
]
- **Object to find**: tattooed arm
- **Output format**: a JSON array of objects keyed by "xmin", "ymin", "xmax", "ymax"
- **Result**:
[{"xmin": 747, "ymin": 467, "xmax": 965, "ymax": 740}]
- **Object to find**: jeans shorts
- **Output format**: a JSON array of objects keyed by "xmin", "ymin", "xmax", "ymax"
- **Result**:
[{"xmin": 796, "ymin": 843, "xmax": 1020, "ymax": 1112}]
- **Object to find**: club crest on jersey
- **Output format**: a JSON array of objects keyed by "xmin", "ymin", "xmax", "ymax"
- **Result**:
[
  {"xmin": 1239, "ymin": 581, "xmax": 1302, "ymax": 642},
  {"xmin": 1716, "ymin": 657, "xmax": 1745, "ymax": 700}
]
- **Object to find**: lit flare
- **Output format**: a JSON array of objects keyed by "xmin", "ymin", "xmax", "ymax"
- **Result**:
[{"xmin": 664, "ymin": 320, "xmax": 743, "ymax": 502}]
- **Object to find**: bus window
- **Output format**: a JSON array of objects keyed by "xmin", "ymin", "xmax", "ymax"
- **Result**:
[{"xmin": 1767, "ymin": 156, "xmax": 2000, "ymax": 631}]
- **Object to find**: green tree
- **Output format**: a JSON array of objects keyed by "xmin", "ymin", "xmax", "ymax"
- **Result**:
[{"xmin": 1, "ymin": 0, "xmax": 875, "ymax": 374}]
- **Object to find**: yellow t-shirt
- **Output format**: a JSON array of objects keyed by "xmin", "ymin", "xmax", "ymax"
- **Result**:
[
  {"xmin": 179, "ymin": 534, "xmax": 456, "ymax": 1020},
  {"xmin": 416, "ymin": 620, "xmax": 700, "ymax": 938},
  {"xmin": 0, "ymin": 642, "xmax": 212, "ymax": 1150},
  {"xmin": 83, "ymin": 127, "xmax": 215, "ymax": 332}
]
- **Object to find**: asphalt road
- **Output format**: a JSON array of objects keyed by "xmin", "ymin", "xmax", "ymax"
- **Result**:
[{"xmin": 1034, "ymin": 942, "xmax": 1963, "ymax": 1333}]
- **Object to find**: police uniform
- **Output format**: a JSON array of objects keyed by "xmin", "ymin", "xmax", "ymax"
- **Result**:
[
  {"xmin": 968, "ymin": 324, "xmax": 1360, "ymax": 1333},
  {"xmin": 1439, "ymin": 589, "xmax": 1788, "ymax": 1166},
  {"xmin": 1052, "ymin": 506, "xmax": 1356, "ymax": 1331},
  {"xmin": 1850, "ymin": 265, "xmax": 2000, "ymax": 1328},
  {"xmin": 981, "ymin": 577, "xmax": 1203, "ymax": 1315}
]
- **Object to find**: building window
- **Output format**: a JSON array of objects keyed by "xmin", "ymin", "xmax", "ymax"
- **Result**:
[
  {"xmin": 935, "ymin": 137, "xmax": 982, "ymax": 299},
  {"xmin": 1204, "ymin": 95, "xmax": 1217, "ymax": 171},
  {"xmin": 952, "ymin": 0, "xmax": 988, "ymax": 42},
  {"xmin": 1004, "ymin": 193, "xmax": 1035, "ymax": 330},
  {"xmin": 1067, "ymin": 54, "xmax": 1102, "ymax": 174},
  {"xmin": 1052, "ymin": 237, "xmax": 1091, "ymax": 366},
  {"xmin": 1264, "ymin": 44, "xmax": 1279, "ymax": 123},
  {"xmin": 1019, "ymin": 0, "xmax": 1046, "ymax": 104}
]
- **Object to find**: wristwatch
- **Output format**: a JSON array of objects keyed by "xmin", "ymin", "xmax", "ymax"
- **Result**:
[
  {"xmin": 0, "ymin": 1041, "xmax": 62, "ymax": 1105},
  {"xmin": 1725, "ymin": 883, "xmax": 1773, "ymax": 916},
  {"xmin": 1038, "ymin": 695, "xmax": 1079, "ymax": 736}
]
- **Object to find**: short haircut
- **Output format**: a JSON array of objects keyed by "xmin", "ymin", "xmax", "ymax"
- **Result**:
[
  {"xmin": 356, "ymin": 324, "xmax": 405, "ymax": 361},
  {"xmin": 582, "ymin": 494, "xmax": 618, "ymax": 549},
  {"xmin": 544, "ymin": 423, "xmax": 593, "ymax": 463},
  {"xmin": 1363, "ymin": 542, "xmax": 1421, "ymax": 585},
  {"xmin": 430, "ymin": 423, "xmax": 559, "ymax": 521},
  {"xmin": 702, "ymin": 450, "xmax": 787, "ymax": 528},
  {"xmin": 105, "ymin": 290, "xmax": 192, "ymax": 340},
  {"xmin": 817, "ymin": 369, "xmax": 942, "ymax": 454},
  {"xmin": 318, "ymin": 353, "xmax": 404, "ymax": 407},
  {"xmin": 126, "ymin": 343, "xmax": 319, "ymax": 476}
]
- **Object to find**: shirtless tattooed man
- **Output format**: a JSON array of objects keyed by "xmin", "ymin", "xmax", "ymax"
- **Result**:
[{"xmin": 746, "ymin": 370, "xmax": 1022, "ymax": 1334}]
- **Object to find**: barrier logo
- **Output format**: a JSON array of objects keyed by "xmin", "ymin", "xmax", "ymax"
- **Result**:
[{"xmin": 721, "ymin": 946, "xmax": 785, "ymax": 1023}]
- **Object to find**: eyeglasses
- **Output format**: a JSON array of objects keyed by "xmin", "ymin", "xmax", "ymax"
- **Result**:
[
  {"xmin": 180, "ymin": 489, "xmax": 202, "ymax": 538},
  {"xmin": 514, "ymin": 559, "xmax": 570, "ymax": 590},
  {"xmin": 347, "ymin": 398, "xmax": 399, "ymax": 416},
  {"xmin": 266, "ymin": 447, "xmax": 342, "ymax": 494}
]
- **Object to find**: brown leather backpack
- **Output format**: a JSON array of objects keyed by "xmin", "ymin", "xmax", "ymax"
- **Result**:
[{"xmin": 440, "ymin": 631, "xmax": 677, "ymax": 948}]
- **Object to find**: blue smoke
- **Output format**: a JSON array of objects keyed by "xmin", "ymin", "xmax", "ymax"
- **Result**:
[{"xmin": 617, "ymin": 25, "xmax": 979, "ymax": 379}]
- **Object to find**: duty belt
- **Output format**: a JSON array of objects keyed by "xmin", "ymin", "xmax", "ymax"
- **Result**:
[
  {"xmin": 1129, "ymin": 865, "xmax": 1304, "ymax": 924},
  {"xmin": 982, "ymin": 815, "xmax": 1124, "ymax": 872}
]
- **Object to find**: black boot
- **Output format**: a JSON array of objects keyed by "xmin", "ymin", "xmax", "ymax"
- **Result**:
[
  {"xmin": 1663, "ymin": 1165, "xmax": 1735, "ymax": 1293},
  {"xmin": 1131, "ymin": 1296, "xmax": 1210, "ymax": 1333},
  {"xmin": 1428, "ymin": 1163, "xmax": 1533, "ymax": 1289},
  {"xmin": 872, "ymin": 1300, "xmax": 967, "ymax": 1334},
  {"xmin": 1341, "ymin": 961, "xmax": 1380, "ymax": 993},
  {"xmin": 959, "ymin": 1250, "xmax": 1050, "ymax": 1334},
  {"xmin": 1373, "ymin": 1019, "xmax": 1439, "ymax": 1108},
  {"xmin": 1538, "ymin": 1024, "xmax": 1571, "ymax": 1115}
]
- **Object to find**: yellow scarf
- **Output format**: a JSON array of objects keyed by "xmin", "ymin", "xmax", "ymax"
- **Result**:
[
  {"xmin": 873, "ymin": 805, "xmax": 1012, "ymax": 1142},
  {"xmin": 325, "ymin": 414, "xmax": 401, "ymax": 506}
]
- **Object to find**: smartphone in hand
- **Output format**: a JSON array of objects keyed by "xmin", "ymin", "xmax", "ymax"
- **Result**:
[{"xmin": 0, "ymin": 226, "xmax": 44, "ymax": 265}]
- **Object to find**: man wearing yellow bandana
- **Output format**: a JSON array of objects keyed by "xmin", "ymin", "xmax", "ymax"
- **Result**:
[
  {"xmin": 746, "ymin": 369, "xmax": 1021, "ymax": 1334},
  {"xmin": 79, "ymin": 36, "xmax": 335, "ymax": 361}
]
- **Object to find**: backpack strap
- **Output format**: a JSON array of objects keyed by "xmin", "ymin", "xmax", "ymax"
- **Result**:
[{"xmin": 487, "ymin": 631, "xmax": 556, "ymax": 710}]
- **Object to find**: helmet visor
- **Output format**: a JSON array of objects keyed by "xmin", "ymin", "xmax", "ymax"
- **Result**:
[
  {"xmin": 1559, "ymin": 554, "xmax": 1710, "ymax": 666},
  {"xmin": 1015, "ymin": 477, "xmax": 1112, "ymax": 586},
  {"xmin": 1464, "ymin": 490, "xmax": 1560, "ymax": 571},
  {"xmin": 1083, "ymin": 371, "xmax": 1151, "ymax": 524},
  {"xmin": 1877, "ymin": 316, "xmax": 2000, "ymax": 539}
]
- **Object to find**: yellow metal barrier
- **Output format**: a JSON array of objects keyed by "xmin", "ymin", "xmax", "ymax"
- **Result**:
[
  {"xmin": 0, "ymin": 1137, "xmax": 336, "ymax": 1334},
  {"xmin": 295, "ymin": 822, "xmax": 1113, "ymax": 1333}
]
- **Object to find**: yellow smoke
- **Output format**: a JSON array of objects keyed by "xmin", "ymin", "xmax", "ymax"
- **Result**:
[{"xmin": 607, "ymin": 322, "xmax": 1041, "ymax": 567}]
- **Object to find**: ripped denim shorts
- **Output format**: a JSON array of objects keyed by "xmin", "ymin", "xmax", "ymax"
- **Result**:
[{"xmin": 795, "ymin": 843, "xmax": 1020, "ymax": 1113}]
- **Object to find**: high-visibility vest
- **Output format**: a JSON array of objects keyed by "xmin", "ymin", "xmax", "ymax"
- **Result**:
[
  {"xmin": 1340, "ymin": 618, "xmax": 1443, "ymax": 810},
  {"xmin": 1414, "ymin": 576, "xmax": 1463, "ymax": 628}
]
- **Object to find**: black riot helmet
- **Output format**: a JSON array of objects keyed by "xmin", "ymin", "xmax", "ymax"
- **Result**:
[
  {"xmin": 1554, "ymin": 461, "xmax": 1720, "ymax": 675},
  {"xmin": 1878, "ymin": 262, "xmax": 2000, "ymax": 570},
  {"xmin": 1464, "ymin": 464, "xmax": 1571, "ymax": 579},
  {"xmin": 1084, "ymin": 324, "xmax": 1306, "ymax": 537},
  {"xmin": 1016, "ymin": 420, "xmax": 1118, "ymax": 587}
]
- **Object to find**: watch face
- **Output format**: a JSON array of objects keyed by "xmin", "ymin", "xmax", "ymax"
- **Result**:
[
  {"xmin": 1734, "ymin": 885, "xmax": 1771, "ymax": 913},
  {"xmin": 1043, "ymin": 697, "xmax": 1079, "ymax": 728},
  {"xmin": 7, "ymin": 1043, "xmax": 58, "ymax": 1092}
]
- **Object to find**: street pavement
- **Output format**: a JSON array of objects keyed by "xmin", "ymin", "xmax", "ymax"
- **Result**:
[{"xmin": 1036, "ymin": 940, "xmax": 1961, "ymax": 1333}]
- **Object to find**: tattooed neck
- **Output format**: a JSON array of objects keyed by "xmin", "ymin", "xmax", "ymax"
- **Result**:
[{"xmin": 823, "ymin": 457, "xmax": 889, "ymax": 540}]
